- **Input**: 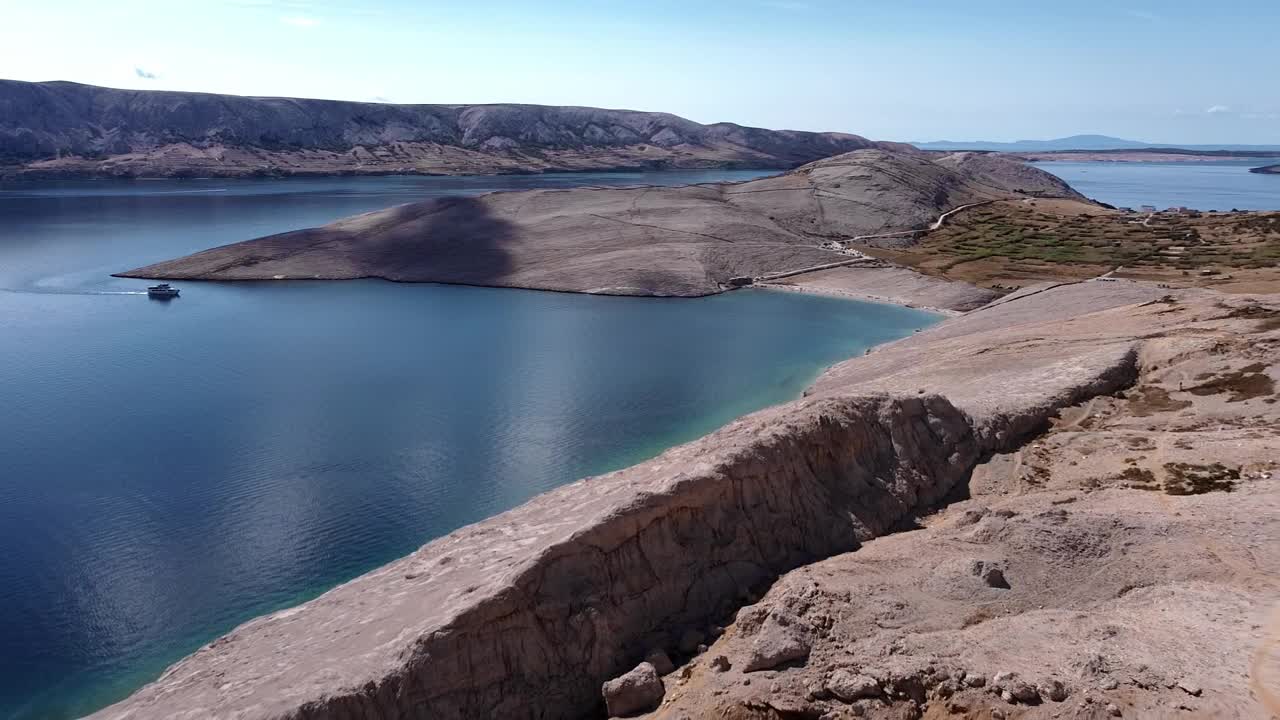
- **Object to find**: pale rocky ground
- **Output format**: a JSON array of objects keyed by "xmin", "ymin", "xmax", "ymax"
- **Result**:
[
  {"xmin": 758, "ymin": 266, "xmax": 999, "ymax": 314},
  {"xmin": 118, "ymin": 149, "xmax": 1077, "ymax": 307},
  {"xmin": 640, "ymin": 284, "xmax": 1280, "ymax": 720},
  {"xmin": 87, "ymin": 281, "xmax": 1280, "ymax": 720}
]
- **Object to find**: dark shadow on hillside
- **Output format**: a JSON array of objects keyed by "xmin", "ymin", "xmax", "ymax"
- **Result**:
[
  {"xmin": 329, "ymin": 195, "xmax": 518, "ymax": 285},
  {"xmin": 117, "ymin": 195, "xmax": 519, "ymax": 285}
]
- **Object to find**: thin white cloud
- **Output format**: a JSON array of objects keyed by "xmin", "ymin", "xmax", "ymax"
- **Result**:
[
  {"xmin": 1180, "ymin": 106, "xmax": 1277, "ymax": 120},
  {"xmin": 281, "ymin": 15, "xmax": 319, "ymax": 27},
  {"xmin": 1124, "ymin": 9, "xmax": 1158, "ymax": 21},
  {"xmin": 134, "ymin": 67, "xmax": 158, "ymax": 80}
]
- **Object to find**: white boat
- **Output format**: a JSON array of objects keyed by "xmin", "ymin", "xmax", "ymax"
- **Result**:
[{"xmin": 147, "ymin": 283, "xmax": 180, "ymax": 298}]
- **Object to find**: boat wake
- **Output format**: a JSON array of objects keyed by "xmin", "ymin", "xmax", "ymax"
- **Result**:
[{"xmin": 0, "ymin": 287, "xmax": 149, "ymax": 296}]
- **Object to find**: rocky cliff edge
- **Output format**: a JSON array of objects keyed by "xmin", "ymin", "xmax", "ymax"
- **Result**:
[{"xmin": 83, "ymin": 279, "xmax": 1280, "ymax": 720}]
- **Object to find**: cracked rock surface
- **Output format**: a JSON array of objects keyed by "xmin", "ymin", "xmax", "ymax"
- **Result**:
[{"xmin": 647, "ymin": 286, "xmax": 1280, "ymax": 720}]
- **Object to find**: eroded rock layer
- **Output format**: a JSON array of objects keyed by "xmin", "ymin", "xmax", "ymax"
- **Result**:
[{"xmin": 650, "ymin": 286, "xmax": 1280, "ymax": 719}]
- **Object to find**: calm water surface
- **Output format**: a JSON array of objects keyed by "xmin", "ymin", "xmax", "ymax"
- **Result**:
[
  {"xmin": 0, "ymin": 172, "xmax": 939, "ymax": 720},
  {"xmin": 1039, "ymin": 159, "xmax": 1280, "ymax": 211}
]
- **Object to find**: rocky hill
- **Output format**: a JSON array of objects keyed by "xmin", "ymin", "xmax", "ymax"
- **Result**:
[
  {"xmin": 118, "ymin": 148, "xmax": 1082, "ymax": 301},
  {"xmin": 0, "ymin": 80, "xmax": 884, "ymax": 178}
]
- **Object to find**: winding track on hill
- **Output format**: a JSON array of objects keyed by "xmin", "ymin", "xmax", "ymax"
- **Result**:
[{"xmin": 750, "ymin": 201, "xmax": 996, "ymax": 283}]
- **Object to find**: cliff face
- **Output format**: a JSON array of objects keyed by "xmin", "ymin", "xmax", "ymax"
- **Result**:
[
  {"xmin": 87, "ymin": 281, "xmax": 1186, "ymax": 720},
  {"xmin": 651, "ymin": 287, "xmax": 1280, "ymax": 720},
  {"xmin": 117, "ymin": 149, "xmax": 1082, "ymax": 301},
  {"xmin": 0, "ymin": 80, "xmax": 880, "ymax": 177}
]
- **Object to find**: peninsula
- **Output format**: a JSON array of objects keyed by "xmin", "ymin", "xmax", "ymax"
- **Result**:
[
  {"xmin": 118, "ymin": 148, "xmax": 1079, "ymax": 309},
  {"xmin": 0, "ymin": 80, "xmax": 895, "ymax": 179}
]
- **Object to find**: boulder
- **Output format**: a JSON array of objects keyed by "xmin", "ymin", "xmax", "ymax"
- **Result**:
[
  {"xmin": 602, "ymin": 662, "xmax": 664, "ymax": 717},
  {"xmin": 743, "ymin": 622, "xmax": 810, "ymax": 672},
  {"xmin": 826, "ymin": 669, "xmax": 881, "ymax": 701},
  {"xmin": 1008, "ymin": 681, "xmax": 1040, "ymax": 704},
  {"xmin": 1041, "ymin": 678, "xmax": 1069, "ymax": 702}
]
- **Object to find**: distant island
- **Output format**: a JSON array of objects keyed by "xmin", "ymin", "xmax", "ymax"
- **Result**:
[
  {"xmin": 0, "ymin": 80, "xmax": 900, "ymax": 179},
  {"xmin": 910, "ymin": 135, "xmax": 1280, "ymax": 163}
]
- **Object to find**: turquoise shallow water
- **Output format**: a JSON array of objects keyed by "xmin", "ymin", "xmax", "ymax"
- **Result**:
[{"xmin": 0, "ymin": 172, "xmax": 938, "ymax": 720}]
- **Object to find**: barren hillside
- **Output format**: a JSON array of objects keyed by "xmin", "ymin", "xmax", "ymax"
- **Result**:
[
  {"xmin": 0, "ymin": 80, "xmax": 885, "ymax": 178},
  {"xmin": 117, "ymin": 149, "xmax": 1080, "ymax": 300}
]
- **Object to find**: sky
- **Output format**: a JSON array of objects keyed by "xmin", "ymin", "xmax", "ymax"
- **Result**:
[{"xmin": 2, "ymin": 0, "xmax": 1278, "ymax": 144}]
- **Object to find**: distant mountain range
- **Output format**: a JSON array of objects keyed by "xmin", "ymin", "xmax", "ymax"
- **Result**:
[
  {"xmin": 0, "ymin": 80, "xmax": 894, "ymax": 179},
  {"xmin": 911, "ymin": 134, "xmax": 1280, "ymax": 153}
]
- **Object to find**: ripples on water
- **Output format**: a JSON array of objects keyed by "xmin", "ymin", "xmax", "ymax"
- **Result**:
[{"xmin": 0, "ymin": 172, "xmax": 938, "ymax": 719}]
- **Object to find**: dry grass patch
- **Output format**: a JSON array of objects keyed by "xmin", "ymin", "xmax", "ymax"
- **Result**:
[{"xmin": 856, "ymin": 200, "xmax": 1280, "ymax": 292}]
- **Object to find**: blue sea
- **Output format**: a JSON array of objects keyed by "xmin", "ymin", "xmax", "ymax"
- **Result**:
[
  {"xmin": 1039, "ymin": 159, "xmax": 1280, "ymax": 211},
  {"xmin": 0, "ymin": 171, "xmax": 939, "ymax": 719}
]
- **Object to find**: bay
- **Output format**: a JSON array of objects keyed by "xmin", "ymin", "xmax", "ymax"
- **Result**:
[{"xmin": 0, "ymin": 171, "xmax": 938, "ymax": 720}]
